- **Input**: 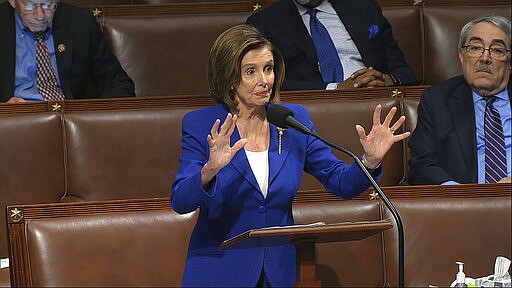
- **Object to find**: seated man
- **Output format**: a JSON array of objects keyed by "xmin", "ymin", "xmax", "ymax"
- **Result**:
[
  {"xmin": 408, "ymin": 15, "xmax": 511, "ymax": 185},
  {"xmin": 246, "ymin": 0, "xmax": 416, "ymax": 91},
  {"xmin": 0, "ymin": 0, "xmax": 135, "ymax": 102}
]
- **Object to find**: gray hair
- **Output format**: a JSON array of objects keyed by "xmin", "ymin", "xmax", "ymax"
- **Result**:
[{"xmin": 458, "ymin": 15, "xmax": 511, "ymax": 50}]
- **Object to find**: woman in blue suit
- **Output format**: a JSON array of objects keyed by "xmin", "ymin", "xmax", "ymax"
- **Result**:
[{"xmin": 171, "ymin": 24, "xmax": 410, "ymax": 287}]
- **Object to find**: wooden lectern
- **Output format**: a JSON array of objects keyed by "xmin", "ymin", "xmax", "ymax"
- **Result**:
[{"xmin": 219, "ymin": 220, "xmax": 392, "ymax": 287}]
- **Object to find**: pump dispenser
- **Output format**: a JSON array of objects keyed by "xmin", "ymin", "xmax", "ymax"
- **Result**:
[{"xmin": 455, "ymin": 261, "xmax": 468, "ymax": 287}]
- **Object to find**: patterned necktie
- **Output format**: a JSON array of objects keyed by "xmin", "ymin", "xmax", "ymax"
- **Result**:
[
  {"xmin": 307, "ymin": 9, "xmax": 344, "ymax": 83},
  {"xmin": 484, "ymin": 96, "xmax": 507, "ymax": 183},
  {"xmin": 36, "ymin": 32, "xmax": 65, "ymax": 101}
]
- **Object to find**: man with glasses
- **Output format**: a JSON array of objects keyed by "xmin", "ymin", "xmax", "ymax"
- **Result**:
[
  {"xmin": 0, "ymin": 0, "xmax": 135, "ymax": 102},
  {"xmin": 408, "ymin": 15, "xmax": 511, "ymax": 185}
]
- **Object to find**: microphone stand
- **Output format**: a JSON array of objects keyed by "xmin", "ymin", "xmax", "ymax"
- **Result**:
[{"xmin": 299, "ymin": 129, "xmax": 405, "ymax": 288}]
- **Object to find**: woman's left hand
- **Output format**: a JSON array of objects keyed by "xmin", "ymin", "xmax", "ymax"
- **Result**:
[{"xmin": 355, "ymin": 104, "xmax": 410, "ymax": 169}]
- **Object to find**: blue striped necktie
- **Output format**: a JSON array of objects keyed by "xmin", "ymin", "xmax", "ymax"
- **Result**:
[
  {"xmin": 484, "ymin": 96, "xmax": 507, "ymax": 183},
  {"xmin": 307, "ymin": 9, "xmax": 343, "ymax": 83}
]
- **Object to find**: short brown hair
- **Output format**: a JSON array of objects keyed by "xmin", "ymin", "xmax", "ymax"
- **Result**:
[{"xmin": 207, "ymin": 24, "xmax": 285, "ymax": 113}]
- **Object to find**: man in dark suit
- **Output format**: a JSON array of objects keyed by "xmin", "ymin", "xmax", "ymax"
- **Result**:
[
  {"xmin": 246, "ymin": 0, "xmax": 416, "ymax": 91},
  {"xmin": 0, "ymin": 0, "xmax": 135, "ymax": 102},
  {"xmin": 408, "ymin": 15, "xmax": 511, "ymax": 185}
]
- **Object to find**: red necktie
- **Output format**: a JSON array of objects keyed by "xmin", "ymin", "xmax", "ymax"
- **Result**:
[{"xmin": 36, "ymin": 32, "xmax": 65, "ymax": 101}]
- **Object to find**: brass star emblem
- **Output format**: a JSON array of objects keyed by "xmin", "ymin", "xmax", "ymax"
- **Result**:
[
  {"xmin": 252, "ymin": 3, "xmax": 262, "ymax": 12},
  {"xmin": 10, "ymin": 208, "xmax": 23, "ymax": 222},
  {"xmin": 369, "ymin": 190, "xmax": 380, "ymax": 200},
  {"xmin": 391, "ymin": 89, "xmax": 402, "ymax": 98},
  {"xmin": 51, "ymin": 103, "xmax": 62, "ymax": 112},
  {"xmin": 91, "ymin": 7, "xmax": 103, "ymax": 17}
]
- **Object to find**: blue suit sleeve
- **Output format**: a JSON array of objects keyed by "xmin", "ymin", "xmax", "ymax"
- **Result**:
[
  {"xmin": 170, "ymin": 112, "xmax": 224, "ymax": 218},
  {"xmin": 291, "ymin": 105, "xmax": 382, "ymax": 199}
]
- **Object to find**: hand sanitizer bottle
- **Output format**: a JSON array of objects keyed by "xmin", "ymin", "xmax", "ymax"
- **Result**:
[{"xmin": 455, "ymin": 261, "xmax": 468, "ymax": 287}]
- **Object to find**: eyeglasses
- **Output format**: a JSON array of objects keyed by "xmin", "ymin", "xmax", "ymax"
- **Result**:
[
  {"xmin": 462, "ymin": 45, "xmax": 511, "ymax": 60},
  {"xmin": 22, "ymin": 2, "xmax": 58, "ymax": 14}
]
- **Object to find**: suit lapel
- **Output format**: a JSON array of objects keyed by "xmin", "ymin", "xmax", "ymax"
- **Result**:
[
  {"xmin": 268, "ymin": 123, "xmax": 290, "ymax": 186},
  {"xmin": 228, "ymin": 120, "xmax": 291, "ymax": 197},
  {"xmin": 278, "ymin": 0, "xmax": 319, "ymax": 69},
  {"xmin": 0, "ymin": 4, "xmax": 16, "ymax": 100},
  {"xmin": 447, "ymin": 83, "xmax": 478, "ymax": 181},
  {"xmin": 51, "ymin": 8, "xmax": 73, "ymax": 98},
  {"xmin": 508, "ymin": 80, "xmax": 512, "ymax": 109},
  {"xmin": 228, "ymin": 126, "xmax": 262, "ymax": 194}
]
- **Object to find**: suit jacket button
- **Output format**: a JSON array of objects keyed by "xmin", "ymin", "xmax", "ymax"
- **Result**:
[{"xmin": 258, "ymin": 205, "xmax": 266, "ymax": 213}]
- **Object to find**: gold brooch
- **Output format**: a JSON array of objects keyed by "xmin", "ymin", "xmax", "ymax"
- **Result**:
[{"xmin": 277, "ymin": 127, "xmax": 286, "ymax": 155}]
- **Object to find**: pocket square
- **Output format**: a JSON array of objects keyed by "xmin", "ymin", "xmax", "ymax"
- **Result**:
[{"xmin": 368, "ymin": 25, "xmax": 379, "ymax": 39}]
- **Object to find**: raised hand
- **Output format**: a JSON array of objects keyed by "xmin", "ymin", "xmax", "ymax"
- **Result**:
[
  {"xmin": 355, "ymin": 105, "xmax": 410, "ymax": 168},
  {"xmin": 201, "ymin": 113, "xmax": 247, "ymax": 185}
]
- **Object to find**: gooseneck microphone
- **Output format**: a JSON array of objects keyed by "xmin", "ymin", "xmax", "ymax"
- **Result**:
[{"xmin": 267, "ymin": 104, "xmax": 405, "ymax": 288}]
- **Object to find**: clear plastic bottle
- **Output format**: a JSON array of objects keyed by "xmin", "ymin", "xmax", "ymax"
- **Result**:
[{"xmin": 454, "ymin": 261, "xmax": 468, "ymax": 287}]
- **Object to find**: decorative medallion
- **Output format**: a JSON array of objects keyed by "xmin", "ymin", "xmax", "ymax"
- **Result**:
[
  {"xmin": 392, "ymin": 89, "xmax": 402, "ymax": 98},
  {"xmin": 369, "ymin": 190, "xmax": 380, "ymax": 200},
  {"xmin": 10, "ymin": 208, "xmax": 23, "ymax": 222},
  {"xmin": 252, "ymin": 3, "xmax": 262, "ymax": 12},
  {"xmin": 51, "ymin": 103, "xmax": 62, "ymax": 112},
  {"xmin": 91, "ymin": 7, "xmax": 103, "ymax": 17}
]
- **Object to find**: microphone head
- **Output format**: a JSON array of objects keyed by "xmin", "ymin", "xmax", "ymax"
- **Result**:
[{"xmin": 266, "ymin": 104, "xmax": 294, "ymax": 128}]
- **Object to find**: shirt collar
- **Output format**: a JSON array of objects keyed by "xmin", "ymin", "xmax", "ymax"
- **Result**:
[
  {"xmin": 293, "ymin": 0, "xmax": 336, "ymax": 16},
  {"xmin": 472, "ymin": 87, "xmax": 509, "ymax": 105}
]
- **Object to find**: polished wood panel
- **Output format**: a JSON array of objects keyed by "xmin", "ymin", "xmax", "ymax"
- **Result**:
[
  {"xmin": 0, "ymin": 86, "xmax": 430, "ymax": 115},
  {"xmin": 294, "ymin": 182, "xmax": 512, "ymax": 203}
]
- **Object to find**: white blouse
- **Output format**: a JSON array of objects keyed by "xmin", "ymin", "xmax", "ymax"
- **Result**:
[{"xmin": 244, "ymin": 149, "xmax": 269, "ymax": 198}]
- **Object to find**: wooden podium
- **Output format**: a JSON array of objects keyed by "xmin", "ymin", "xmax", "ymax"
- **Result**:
[{"xmin": 219, "ymin": 220, "xmax": 392, "ymax": 287}]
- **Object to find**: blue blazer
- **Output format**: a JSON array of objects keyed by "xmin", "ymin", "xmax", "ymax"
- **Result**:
[
  {"xmin": 246, "ymin": 0, "xmax": 417, "ymax": 90},
  {"xmin": 171, "ymin": 103, "xmax": 380, "ymax": 287}
]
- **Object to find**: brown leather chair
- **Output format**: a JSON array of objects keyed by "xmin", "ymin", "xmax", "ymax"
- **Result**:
[
  {"xmin": 382, "ymin": 190, "xmax": 512, "ymax": 287},
  {"xmin": 300, "ymin": 97, "xmax": 405, "ymax": 189},
  {"xmin": 63, "ymin": 107, "xmax": 192, "ymax": 201},
  {"xmin": 383, "ymin": 6, "xmax": 423, "ymax": 84},
  {"xmin": 422, "ymin": 5, "xmax": 511, "ymax": 84},
  {"xmin": 0, "ymin": 113, "xmax": 66, "ymax": 260},
  {"xmin": 6, "ymin": 198, "xmax": 198, "ymax": 287},
  {"xmin": 402, "ymin": 97, "xmax": 420, "ymax": 182},
  {"xmin": 101, "ymin": 13, "xmax": 251, "ymax": 96}
]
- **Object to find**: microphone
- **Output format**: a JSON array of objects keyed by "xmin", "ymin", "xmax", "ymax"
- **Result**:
[
  {"xmin": 266, "ymin": 103, "xmax": 312, "ymax": 134},
  {"xmin": 267, "ymin": 104, "xmax": 405, "ymax": 288}
]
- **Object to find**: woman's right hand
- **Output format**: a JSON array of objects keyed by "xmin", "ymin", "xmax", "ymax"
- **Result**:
[{"xmin": 201, "ymin": 113, "xmax": 247, "ymax": 185}]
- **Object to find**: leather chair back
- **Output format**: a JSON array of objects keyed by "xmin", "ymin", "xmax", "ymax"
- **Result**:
[
  {"xmin": 422, "ymin": 5, "xmax": 511, "ymax": 84},
  {"xmin": 0, "ymin": 113, "xmax": 65, "ymax": 259},
  {"xmin": 64, "ymin": 108, "xmax": 192, "ymax": 201},
  {"xmin": 382, "ymin": 196, "xmax": 512, "ymax": 287},
  {"xmin": 300, "ymin": 97, "xmax": 404, "ymax": 189},
  {"xmin": 6, "ymin": 198, "xmax": 198, "ymax": 287},
  {"xmin": 101, "ymin": 13, "xmax": 251, "ymax": 96},
  {"xmin": 383, "ymin": 6, "xmax": 423, "ymax": 84}
]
